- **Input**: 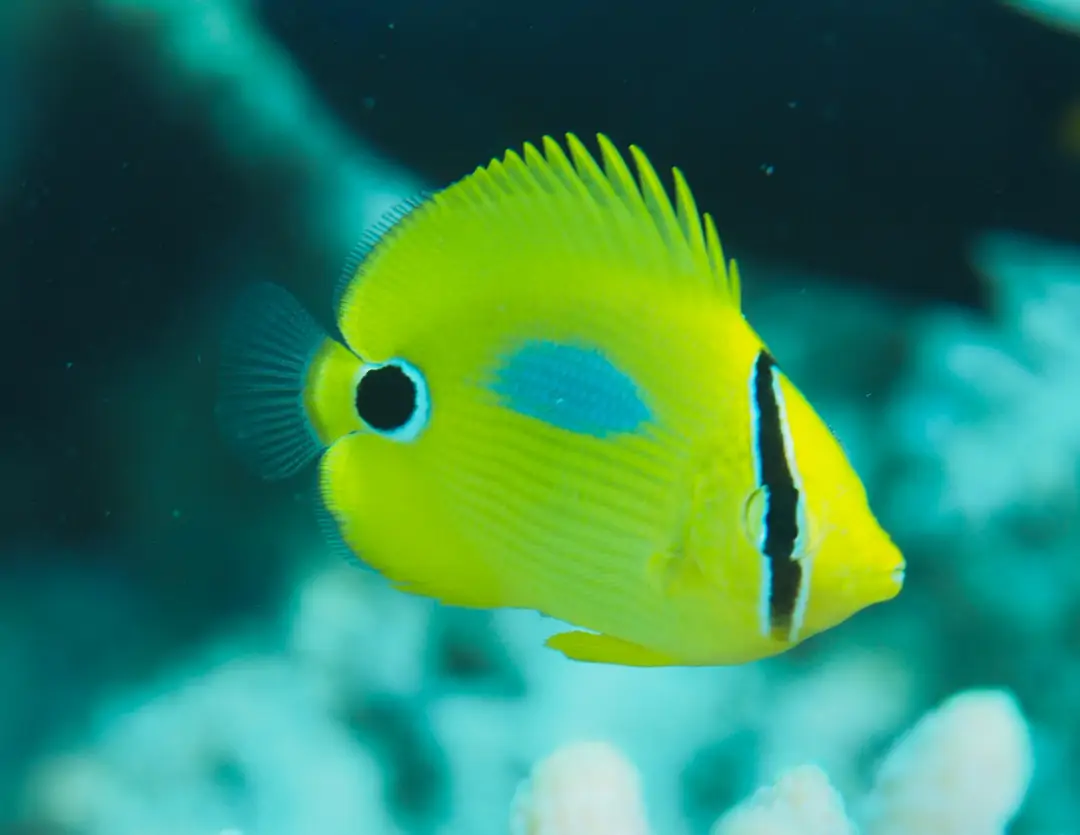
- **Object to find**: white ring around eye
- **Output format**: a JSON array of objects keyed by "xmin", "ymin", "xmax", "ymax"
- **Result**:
[{"xmin": 352, "ymin": 358, "xmax": 431, "ymax": 442}]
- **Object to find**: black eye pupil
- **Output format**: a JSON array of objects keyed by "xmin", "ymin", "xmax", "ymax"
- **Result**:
[{"xmin": 355, "ymin": 364, "xmax": 417, "ymax": 431}]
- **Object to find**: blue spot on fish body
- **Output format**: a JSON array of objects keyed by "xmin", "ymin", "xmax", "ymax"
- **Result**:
[{"xmin": 490, "ymin": 339, "xmax": 651, "ymax": 437}]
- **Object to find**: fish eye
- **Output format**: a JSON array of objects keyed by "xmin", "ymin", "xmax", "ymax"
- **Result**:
[{"xmin": 354, "ymin": 359, "xmax": 430, "ymax": 442}]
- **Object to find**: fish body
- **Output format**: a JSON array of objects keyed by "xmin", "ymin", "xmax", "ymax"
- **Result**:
[{"xmin": 218, "ymin": 134, "xmax": 904, "ymax": 666}]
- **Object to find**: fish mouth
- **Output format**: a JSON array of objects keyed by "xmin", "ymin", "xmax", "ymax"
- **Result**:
[
  {"xmin": 878, "ymin": 561, "xmax": 906, "ymax": 602},
  {"xmin": 865, "ymin": 560, "xmax": 906, "ymax": 605}
]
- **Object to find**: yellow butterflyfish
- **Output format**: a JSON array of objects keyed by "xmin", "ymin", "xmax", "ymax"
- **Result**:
[{"xmin": 217, "ymin": 133, "xmax": 905, "ymax": 667}]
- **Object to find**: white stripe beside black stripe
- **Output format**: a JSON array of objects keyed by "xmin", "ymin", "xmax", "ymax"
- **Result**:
[{"xmin": 748, "ymin": 350, "xmax": 807, "ymax": 641}]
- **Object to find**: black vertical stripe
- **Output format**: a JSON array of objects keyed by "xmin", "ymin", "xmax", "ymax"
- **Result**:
[{"xmin": 751, "ymin": 351, "xmax": 802, "ymax": 637}]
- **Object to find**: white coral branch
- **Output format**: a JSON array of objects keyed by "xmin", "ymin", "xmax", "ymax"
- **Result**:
[
  {"xmin": 510, "ymin": 741, "xmax": 651, "ymax": 835},
  {"xmin": 512, "ymin": 689, "xmax": 1034, "ymax": 835},
  {"xmin": 860, "ymin": 690, "xmax": 1034, "ymax": 835},
  {"xmin": 711, "ymin": 765, "xmax": 853, "ymax": 835}
]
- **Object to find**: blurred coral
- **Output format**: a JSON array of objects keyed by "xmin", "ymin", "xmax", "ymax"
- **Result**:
[
  {"xmin": 510, "ymin": 741, "xmax": 650, "ymax": 835},
  {"xmin": 892, "ymin": 233, "xmax": 1080, "ymax": 532},
  {"xmin": 22, "ymin": 653, "xmax": 404, "ymax": 835},
  {"xmin": 1001, "ymin": 0, "xmax": 1080, "ymax": 35},
  {"xmin": 711, "ymin": 766, "xmax": 852, "ymax": 835},
  {"xmin": 860, "ymin": 690, "xmax": 1033, "ymax": 835},
  {"xmin": 512, "ymin": 689, "xmax": 1032, "ymax": 835},
  {"xmin": 93, "ymin": 0, "xmax": 420, "ymax": 260}
]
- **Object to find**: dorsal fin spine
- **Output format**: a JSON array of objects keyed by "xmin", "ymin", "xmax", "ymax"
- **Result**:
[
  {"xmin": 728, "ymin": 258, "xmax": 742, "ymax": 308},
  {"xmin": 702, "ymin": 211, "xmax": 737, "ymax": 304},
  {"xmin": 628, "ymin": 145, "xmax": 689, "ymax": 269},
  {"xmin": 541, "ymin": 136, "xmax": 594, "ymax": 202},
  {"xmin": 672, "ymin": 167, "xmax": 709, "ymax": 273},
  {"xmin": 567, "ymin": 134, "xmax": 619, "ymax": 206},
  {"xmin": 501, "ymin": 149, "xmax": 539, "ymax": 196},
  {"xmin": 598, "ymin": 134, "xmax": 650, "ymax": 218},
  {"xmin": 521, "ymin": 143, "xmax": 562, "ymax": 195}
]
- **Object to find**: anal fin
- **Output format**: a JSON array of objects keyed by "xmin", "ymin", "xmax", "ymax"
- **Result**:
[{"xmin": 545, "ymin": 630, "xmax": 681, "ymax": 666}]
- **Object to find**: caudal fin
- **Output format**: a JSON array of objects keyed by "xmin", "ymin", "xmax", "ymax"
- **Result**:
[{"xmin": 216, "ymin": 282, "xmax": 329, "ymax": 480}]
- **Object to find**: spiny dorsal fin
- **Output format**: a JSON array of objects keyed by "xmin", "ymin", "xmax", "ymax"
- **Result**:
[
  {"xmin": 335, "ymin": 134, "xmax": 742, "ymax": 340},
  {"xmin": 491, "ymin": 133, "xmax": 741, "ymax": 306}
]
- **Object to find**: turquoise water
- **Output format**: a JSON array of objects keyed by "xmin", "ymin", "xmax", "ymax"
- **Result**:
[{"xmin": 2, "ymin": 1, "xmax": 1077, "ymax": 833}]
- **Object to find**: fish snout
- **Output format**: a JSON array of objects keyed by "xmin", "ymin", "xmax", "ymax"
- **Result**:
[{"xmin": 866, "ymin": 546, "xmax": 905, "ymax": 604}]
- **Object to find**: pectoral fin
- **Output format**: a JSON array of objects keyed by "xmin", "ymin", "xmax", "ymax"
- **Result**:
[{"xmin": 545, "ymin": 630, "xmax": 681, "ymax": 666}]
